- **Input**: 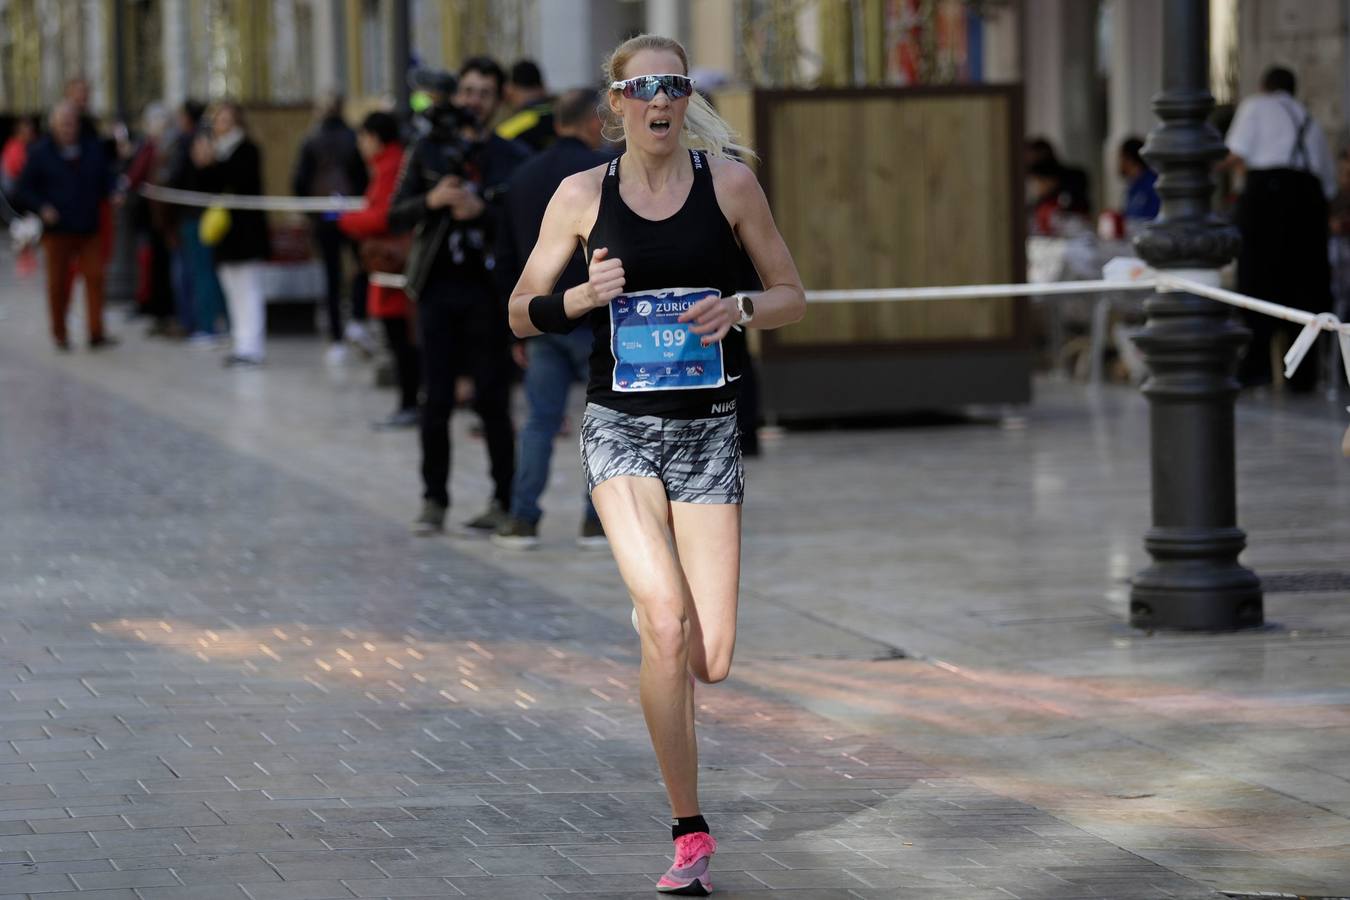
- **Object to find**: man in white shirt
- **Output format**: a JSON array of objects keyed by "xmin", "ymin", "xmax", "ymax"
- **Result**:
[{"xmin": 1222, "ymin": 66, "xmax": 1334, "ymax": 391}]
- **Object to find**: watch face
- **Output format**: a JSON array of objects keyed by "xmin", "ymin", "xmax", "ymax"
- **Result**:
[{"xmin": 743, "ymin": 295, "xmax": 755, "ymax": 317}]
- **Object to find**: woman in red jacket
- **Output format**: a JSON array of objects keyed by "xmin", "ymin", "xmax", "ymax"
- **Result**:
[{"xmin": 338, "ymin": 112, "xmax": 419, "ymax": 429}]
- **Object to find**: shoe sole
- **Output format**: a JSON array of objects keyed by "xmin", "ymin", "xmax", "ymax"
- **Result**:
[
  {"xmin": 656, "ymin": 878, "xmax": 711, "ymax": 895},
  {"xmin": 491, "ymin": 534, "xmax": 540, "ymax": 550},
  {"xmin": 459, "ymin": 525, "xmax": 500, "ymax": 537}
]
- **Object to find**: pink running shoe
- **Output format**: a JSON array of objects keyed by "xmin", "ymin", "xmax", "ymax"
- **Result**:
[{"xmin": 657, "ymin": 831, "xmax": 716, "ymax": 895}]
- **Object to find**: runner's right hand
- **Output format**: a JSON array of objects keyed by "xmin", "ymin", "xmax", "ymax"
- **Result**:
[{"xmin": 585, "ymin": 248, "xmax": 625, "ymax": 307}]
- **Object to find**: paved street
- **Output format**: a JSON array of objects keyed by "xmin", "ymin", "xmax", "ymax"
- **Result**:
[{"xmin": 1, "ymin": 271, "xmax": 1348, "ymax": 899}]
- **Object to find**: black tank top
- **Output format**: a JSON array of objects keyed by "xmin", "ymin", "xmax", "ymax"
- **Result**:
[{"xmin": 584, "ymin": 149, "xmax": 747, "ymax": 418}]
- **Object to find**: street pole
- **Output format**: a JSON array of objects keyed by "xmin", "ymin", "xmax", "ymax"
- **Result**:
[
  {"xmin": 391, "ymin": 0, "xmax": 412, "ymax": 118},
  {"xmin": 105, "ymin": 0, "xmax": 137, "ymax": 303},
  {"xmin": 1130, "ymin": 0, "xmax": 1262, "ymax": 631},
  {"xmin": 111, "ymin": 0, "xmax": 128, "ymax": 124}
]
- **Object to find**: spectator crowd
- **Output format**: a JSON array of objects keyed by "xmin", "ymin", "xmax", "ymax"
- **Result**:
[{"xmin": 0, "ymin": 60, "xmax": 764, "ymax": 545}]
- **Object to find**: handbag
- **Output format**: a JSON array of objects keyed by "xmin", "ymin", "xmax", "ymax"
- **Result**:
[
  {"xmin": 358, "ymin": 233, "xmax": 412, "ymax": 275},
  {"xmin": 199, "ymin": 205, "xmax": 231, "ymax": 246}
]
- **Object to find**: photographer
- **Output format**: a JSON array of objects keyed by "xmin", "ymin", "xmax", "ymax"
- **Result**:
[{"xmin": 389, "ymin": 59, "xmax": 531, "ymax": 536}]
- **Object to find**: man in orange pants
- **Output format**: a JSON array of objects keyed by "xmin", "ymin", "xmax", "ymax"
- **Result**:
[{"xmin": 14, "ymin": 101, "xmax": 119, "ymax": 350}]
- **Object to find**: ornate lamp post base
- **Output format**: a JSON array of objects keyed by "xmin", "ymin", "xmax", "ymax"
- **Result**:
[{"xmin": 1131, "ymin": 529, "xmax": 1262, "ymax": 630}]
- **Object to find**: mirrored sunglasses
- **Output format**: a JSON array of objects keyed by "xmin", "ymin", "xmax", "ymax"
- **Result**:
[{"xmin": 610, "ymin": 74, "xmax": 695, "ymax": 102}]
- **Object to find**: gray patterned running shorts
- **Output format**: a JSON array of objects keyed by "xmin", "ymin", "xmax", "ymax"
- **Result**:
[{"xmin": 580, "ymin": 403, "xmax": 744, "ymax": 504}]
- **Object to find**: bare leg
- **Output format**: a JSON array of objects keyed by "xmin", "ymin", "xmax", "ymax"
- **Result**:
[
  {"xmin": 670, "ymin": 501, "xmax": 742, "ymax": 685},
  {"xmin": 591, "ymin": 475, "xmax": 700, "ymax": 816}
]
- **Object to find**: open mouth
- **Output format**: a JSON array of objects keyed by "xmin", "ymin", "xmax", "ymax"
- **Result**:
[{"xmin": 649, "ymin": 118, "xmax": 672, "ymax": 135}]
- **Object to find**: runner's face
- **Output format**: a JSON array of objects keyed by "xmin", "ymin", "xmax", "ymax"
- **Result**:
[{"xmin": 612, "ymin": 49, "xmax": 687, "ymax": 155}]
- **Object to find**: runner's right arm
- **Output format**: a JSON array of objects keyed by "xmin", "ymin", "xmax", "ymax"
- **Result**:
[{"xmin": 507, "ymin": 173, "xmax": 620, "ymax": 338}]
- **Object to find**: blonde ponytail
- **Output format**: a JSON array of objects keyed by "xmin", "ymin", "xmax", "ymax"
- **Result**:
[
  {"xmin": 603, "ymin": 33, "xmax": 757, "ymax": 161},
  {"xmin": 683, "ymin": 91, "xmax": 756, "ymax": 160}
]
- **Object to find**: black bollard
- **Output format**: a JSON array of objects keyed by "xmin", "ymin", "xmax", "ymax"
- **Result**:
[{"xmin": 1129, "ymin": 0, "xmax": 1262, "ymax": 630}]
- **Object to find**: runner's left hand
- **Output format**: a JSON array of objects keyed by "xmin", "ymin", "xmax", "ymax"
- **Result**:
[{"xmin": 679, "ymin": 295, "xmax": 738, "ymax": 345}]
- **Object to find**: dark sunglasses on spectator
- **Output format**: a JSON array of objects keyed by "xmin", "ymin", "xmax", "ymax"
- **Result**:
[{"xmin": 610, "ymin": 74, "xmax": 695, "ymax": 102}]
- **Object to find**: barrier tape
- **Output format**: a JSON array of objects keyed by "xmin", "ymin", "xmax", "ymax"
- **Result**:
[
  {"xmin": 803, "ymin": 280, "xmax": 1143, "ymax": 302},
  {"xmin": 1148, "ymin": 272, "xmax": 1350, "ymax": 387},
  {"xmin": 371, "ymin": 262, "xmax": 1350, "ymax": 390},
  {"xmin": 139, "ymin": 184, "xmax": 365, "ymax": 213},
  {"xmin": 127, "ymin": 197, "xmax": 1350, "ymax": 400},
  {"xmin": 366, "ymin": 275, "xmax": 1150, "ymax": 300}
]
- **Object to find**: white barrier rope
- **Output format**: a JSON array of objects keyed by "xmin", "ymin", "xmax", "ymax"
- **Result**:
[
  {"xmin": 804, "ymin": 280, "xmax": 1145, "ymax": 303},
  {"xmin": 368, "ymin": 275, "xmax": 1150, "ymax": 300},
  {"xmin": 139, "ymin": 184, "xmax": 365, "ymax": 213},
  {"xmin": 1151, "ymin": 273, "xmax": 1350, "ymax": 385},
  {"xmin": 805, "ymin": 268, "xmax": 1350, "ymax": 390},
  {"xmin": 239, "ymin": 217, "xmax": 1350, "ymax": 399},
  {"xmin": 371, "ymin": 264, "xmax": 1349, "ymax": 388}
]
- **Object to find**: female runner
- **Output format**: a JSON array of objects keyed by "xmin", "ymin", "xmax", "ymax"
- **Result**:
[{"xmin": 508, "ymin": 34, "xmax": 805, "ymax": 895}]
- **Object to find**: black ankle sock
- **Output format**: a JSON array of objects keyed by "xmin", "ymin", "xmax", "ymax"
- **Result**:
[{"xmin": 672, "ymin": 815, "xmax": 709, "ymax": 840}]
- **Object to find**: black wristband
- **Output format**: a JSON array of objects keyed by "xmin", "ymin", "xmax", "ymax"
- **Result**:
[{"xmin": 528, "ymin": 292, "xmax": 576, "ymax": 334}]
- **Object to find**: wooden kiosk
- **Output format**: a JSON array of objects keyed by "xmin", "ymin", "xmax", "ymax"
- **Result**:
[{"xmin": 717, "ymin": 85, "xmax": 1030, "ymax": 420}]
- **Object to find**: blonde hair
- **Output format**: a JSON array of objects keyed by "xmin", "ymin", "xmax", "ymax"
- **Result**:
[{"xmin": 603, "ymin": 34, "xmax": 755, "ymax": 160}]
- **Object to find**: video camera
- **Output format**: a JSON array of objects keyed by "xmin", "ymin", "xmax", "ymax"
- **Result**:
[{"xmin": 408, "ymin": 68, "xmax": 482, "ymax": 189}]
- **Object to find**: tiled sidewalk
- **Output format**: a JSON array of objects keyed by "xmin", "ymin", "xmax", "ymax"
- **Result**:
[{"xmin": 0, "ymin": 325, "xmax": 1226, "ymax": 897}]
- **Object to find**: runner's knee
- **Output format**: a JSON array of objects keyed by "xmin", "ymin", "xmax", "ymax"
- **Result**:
[{"xmin": 637, "ymin": 603, "xmax": 689, "ymax": 659}]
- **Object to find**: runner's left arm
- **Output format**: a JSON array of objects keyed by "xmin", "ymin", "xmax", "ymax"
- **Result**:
[{"xmin": 682, "ymin": 160, "xmax": 805, "ymax": 342}]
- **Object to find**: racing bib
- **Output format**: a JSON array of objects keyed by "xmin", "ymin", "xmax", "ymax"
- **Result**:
[{"xmin": 610, "ymin": 287, "xmax": 725, "ymax": 392}]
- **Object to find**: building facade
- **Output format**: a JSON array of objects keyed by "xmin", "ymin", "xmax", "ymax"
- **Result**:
[{"xmin": 2, "ymin": 0, "xmax": 1345, "ymax": 217}]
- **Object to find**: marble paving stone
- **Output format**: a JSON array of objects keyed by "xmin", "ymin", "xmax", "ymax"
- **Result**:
[
  {"xmin": 237, "ymin": 881, "xmax": 358, "ymax": 900},
  {"xmin": 136, "ymin": 887, "xmax": 251, "ymax": 900}
]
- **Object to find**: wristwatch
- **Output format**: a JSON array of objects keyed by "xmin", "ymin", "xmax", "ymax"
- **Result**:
[{"xmin": 733, "ymin": 292, "xmax": 756, "ymax": 325}]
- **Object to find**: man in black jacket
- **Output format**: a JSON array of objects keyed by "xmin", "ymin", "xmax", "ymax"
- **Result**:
[
  {"xmin": 388, "ymin": 57, "xmax": 531, "ymax": 536},
  {"xmin": 491, "ymin": 88, "xmax": 611, "ymax": 549},
  {"xmin": 292, "ymin": 94, "xmax": 372, "ymax": 359}
]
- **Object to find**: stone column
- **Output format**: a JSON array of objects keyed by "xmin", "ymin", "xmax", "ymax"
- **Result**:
[
  {"xmin": 391, "ymin": 0, "xmax": 410, "ymax": 113},
  {"xmin": 1103, "ymin": 0, "xmax": 1163, "ymax": 208},
  {"xmin": 1129, "ymin": 0, "xmax": 1262, "ymax": 631},
  {"xmin": 1021, "ymin": 0, "xmax": 1102, "ymax": 203},
  {"xmin": 161, "ymin": 0, "xmax": 190, "ymax": 107},
  {"xmin": 645, "ymin": 0, "xmax": 686, "ymax": 44},
  {"xmin": 535, "ymin": 0, "xmax": 590, "ymax": 89}
]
